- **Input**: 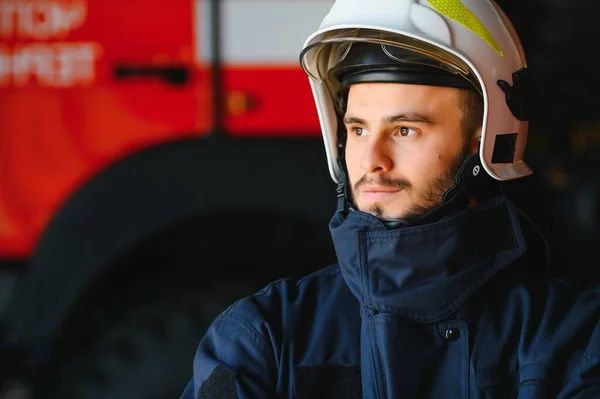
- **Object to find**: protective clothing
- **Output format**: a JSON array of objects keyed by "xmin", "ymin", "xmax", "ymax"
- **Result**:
[
  {"xmin": 180, "ymin": 196, "xmax": 600, "ymax": 398},
  {"xmin": 300, "ymin": 0, "xmax": 533, "ymax": 183}
]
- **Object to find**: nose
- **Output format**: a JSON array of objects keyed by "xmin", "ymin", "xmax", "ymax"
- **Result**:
[{"xmin": 360, "ymin": 136, "xmax": 393, "ymax": 174}]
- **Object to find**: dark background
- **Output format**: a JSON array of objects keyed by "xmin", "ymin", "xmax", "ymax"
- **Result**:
[{"xmin": 496, "ymin": 0, "xmax": 600, "ymax": 283}]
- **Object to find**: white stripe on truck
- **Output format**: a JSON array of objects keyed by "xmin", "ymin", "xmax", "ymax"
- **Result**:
[{"xmin": 195, "ymin": 0, "xmax": 335, "ymax": 64}]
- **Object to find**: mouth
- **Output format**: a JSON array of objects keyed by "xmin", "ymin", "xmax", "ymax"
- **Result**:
[{"xmin": 359, "ymin": 185, "xmax": 400, "ymax": 201}]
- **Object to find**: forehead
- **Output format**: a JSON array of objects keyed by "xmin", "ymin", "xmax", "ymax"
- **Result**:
[{"xmin": 345, "ymin": 83, "xmax": 462, "ymax": 119}]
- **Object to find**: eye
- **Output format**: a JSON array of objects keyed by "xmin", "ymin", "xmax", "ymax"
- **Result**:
[
  {"xmin": 397, "ymin": 126, "xmax": 418, "ymax": 137},
  {"xmin": 351, "ymin": 127, "xmax": 367, "ymax": 136}
]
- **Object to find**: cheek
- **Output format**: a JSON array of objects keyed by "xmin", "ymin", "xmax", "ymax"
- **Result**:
[
  {"xmin": 343, "ymin": 143, "xmax": 363, "ymax": 185},
  {"xmin": 402, "ymin": 148, "xmax": 449, "ymax": 185}
]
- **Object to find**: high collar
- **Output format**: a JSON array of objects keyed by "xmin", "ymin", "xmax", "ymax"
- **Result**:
[{"xmin": 329, "ymin": 195, "xmax": 526, "ymax": 323}]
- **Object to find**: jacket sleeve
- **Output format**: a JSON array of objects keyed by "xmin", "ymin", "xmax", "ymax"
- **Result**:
[
  {"xmin": 179, "ymin": 312, "xmax": 277, "ymax": 399},
  {"xmin": 555, "ymin": 351, "xmax": 600, "ymax": 398},
  {"xmin": 556, "ymin": 317, "xmax": 600, "ymax": 399}
]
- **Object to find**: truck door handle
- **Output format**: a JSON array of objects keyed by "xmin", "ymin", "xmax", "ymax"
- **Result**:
[{"xmin": 113, "ymin": 64, "xmax": 190, "ymax": 86}]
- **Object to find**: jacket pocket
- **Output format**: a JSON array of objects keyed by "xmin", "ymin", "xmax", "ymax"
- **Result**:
[
  {"xmin": 476, "ymin": 363, "xmax": 555, "ymax": 399},
  {"xmin": 477, "ymin": 367, "xmax": 517, "ymax": 399},
  {"xmin": 293, "ymin": 364, "xmax": 362, "ymax": 399},
  {"xmin": 517, "ymin": 363, "xmax": 554, "ymax": 399}
]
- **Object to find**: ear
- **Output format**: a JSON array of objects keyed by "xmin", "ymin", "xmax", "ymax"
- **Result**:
[{"xmin": 470, "ymin": 127, "xmax": 482, "ymax": 153}]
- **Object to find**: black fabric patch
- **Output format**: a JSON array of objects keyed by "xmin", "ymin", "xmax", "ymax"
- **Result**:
[
  {"xmin": 198, "ymin": 365, "xmax": 237, "ymax": 399},
  {"xmin": 294, "ymin": 364, "xmax": 362, "ymax": 399},
  {"xmin": 492, "ymin": 133, "xmax": 518, "ymax": 164}
]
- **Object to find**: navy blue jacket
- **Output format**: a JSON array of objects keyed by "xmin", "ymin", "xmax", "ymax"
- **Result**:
[{"xmin": 180, "ymin": 196, "xmax": 600, "ymax": 398}]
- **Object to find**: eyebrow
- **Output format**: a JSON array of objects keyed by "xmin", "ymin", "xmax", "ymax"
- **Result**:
[{"xmin": 343, "ymin": 113, "xmax": 435, "ymax": 125}]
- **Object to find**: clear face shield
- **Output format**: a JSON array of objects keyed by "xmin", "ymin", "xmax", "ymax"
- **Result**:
[{"xmin": 300, "ymin": 28, "xmax": 481, "ymax": 110}]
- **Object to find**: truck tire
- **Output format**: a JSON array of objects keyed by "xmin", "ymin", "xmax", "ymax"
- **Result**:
[{"xmin": 39, "ymin": 286, "xmax": 246, "ymax": 399}]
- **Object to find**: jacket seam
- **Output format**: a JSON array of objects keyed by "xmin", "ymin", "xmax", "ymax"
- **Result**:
[
  {"xmin": 367, "ymin": 255, "xmax": 515, "ymax": 323},
  {"xmin": 368, "ymin": 316, "xmax": 385, "ymax": 399},
  {"xmin": 296, "ymin": 265, "xmax": 342, "ymax": 285},
  {"xmin": 571, "ymin": 338, "xmax": 600, "ymax": 376},
  {"xmin": 581, "ymin": 289, "xmax": 600, "ymax": 299},
  {"xmin": 224, "ymin": 266, "xmax": 342, "ymax": 310},
  {"xmin": 569, "ymin": 290, "xmax": 600, "ymax": 375},
  {"xmin": 358, "ymin": 231, "xmax": 370, "ymax": 306},
  {"xmin": 216, "ymin": 312, "xmax": 275, "ymax": 359}
]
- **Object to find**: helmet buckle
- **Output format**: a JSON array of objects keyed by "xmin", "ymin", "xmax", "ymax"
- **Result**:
[{"xmin": 497, "ymin": 67, "xmax": 534, "ymax": 122}]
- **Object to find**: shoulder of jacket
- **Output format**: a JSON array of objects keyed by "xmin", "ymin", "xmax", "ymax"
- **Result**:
[
  {"xmin": 204, "ymin": 264, "xmax": 346, "ymax": 354},
  {"xmin": 546, "ymin": 276, "xmax": 600, "ymax": 299},
  {"xmin": 563, "ymin": 282, "xmax": 600, "ymax": 375},
  {"xmin": 221, "ymin": 263, "xmax": 343, "ymax": 317}
]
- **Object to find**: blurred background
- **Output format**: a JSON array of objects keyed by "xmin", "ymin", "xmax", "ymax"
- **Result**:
[{"xmin": 0, "ymin": 0, "xmax": 599, "ymax": 398}]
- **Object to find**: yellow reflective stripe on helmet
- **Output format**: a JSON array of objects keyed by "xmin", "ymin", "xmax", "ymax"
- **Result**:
[{"xmin": 427, "ymin": 0, "xmax": 503, "ymax": 56}]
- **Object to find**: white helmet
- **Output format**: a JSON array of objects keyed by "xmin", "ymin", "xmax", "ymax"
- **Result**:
[{"xmin": 300, "ymin": 0, "xmax": 533, "ymax": 184}]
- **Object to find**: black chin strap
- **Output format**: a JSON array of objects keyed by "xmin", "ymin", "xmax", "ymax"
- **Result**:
[
  {"xmin": 336, "ymin": 155, "xmax": 350, "ymax": 213},
  {"xmin": 412, "ymin": 152, "xmax": 495, "ymax": 225},
  {"xmin": 335, "ymin": 152, "xmax": 497, "ymax": 225}
]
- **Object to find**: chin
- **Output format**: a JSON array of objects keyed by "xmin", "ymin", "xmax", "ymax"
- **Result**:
[{"xmin": 360, "ymin": 202, "xmax": 410, "ymax": 220}]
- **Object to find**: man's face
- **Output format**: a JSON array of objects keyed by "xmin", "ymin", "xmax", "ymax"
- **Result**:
[{"xmin": 343, "ymin": 83, "xmax": 480, "ymax": 221}]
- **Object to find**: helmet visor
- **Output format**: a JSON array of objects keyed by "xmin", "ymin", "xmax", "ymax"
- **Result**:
[{"xmin": 300, "ymin": 28, "xmax": 480, "ymax": 100}]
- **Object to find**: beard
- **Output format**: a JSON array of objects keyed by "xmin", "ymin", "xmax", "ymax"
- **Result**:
[{"xmin": 350, "ymin": 143, "xmax": 470, "ymax": 223}]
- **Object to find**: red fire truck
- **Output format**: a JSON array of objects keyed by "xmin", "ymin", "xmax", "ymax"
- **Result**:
[{"xmin": 0, "ymin": 0, "xmax": 337, "ymax": 397}]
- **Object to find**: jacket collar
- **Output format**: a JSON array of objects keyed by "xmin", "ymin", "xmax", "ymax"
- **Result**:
[{"xmin": 329, "ymin": 195, "xmax": 526, "ymax": 323}]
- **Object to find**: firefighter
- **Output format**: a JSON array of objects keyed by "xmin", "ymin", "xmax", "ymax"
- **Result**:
[{"xmin": 180, "ymin": 0, "xmax": 600, "ymax": 397}]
